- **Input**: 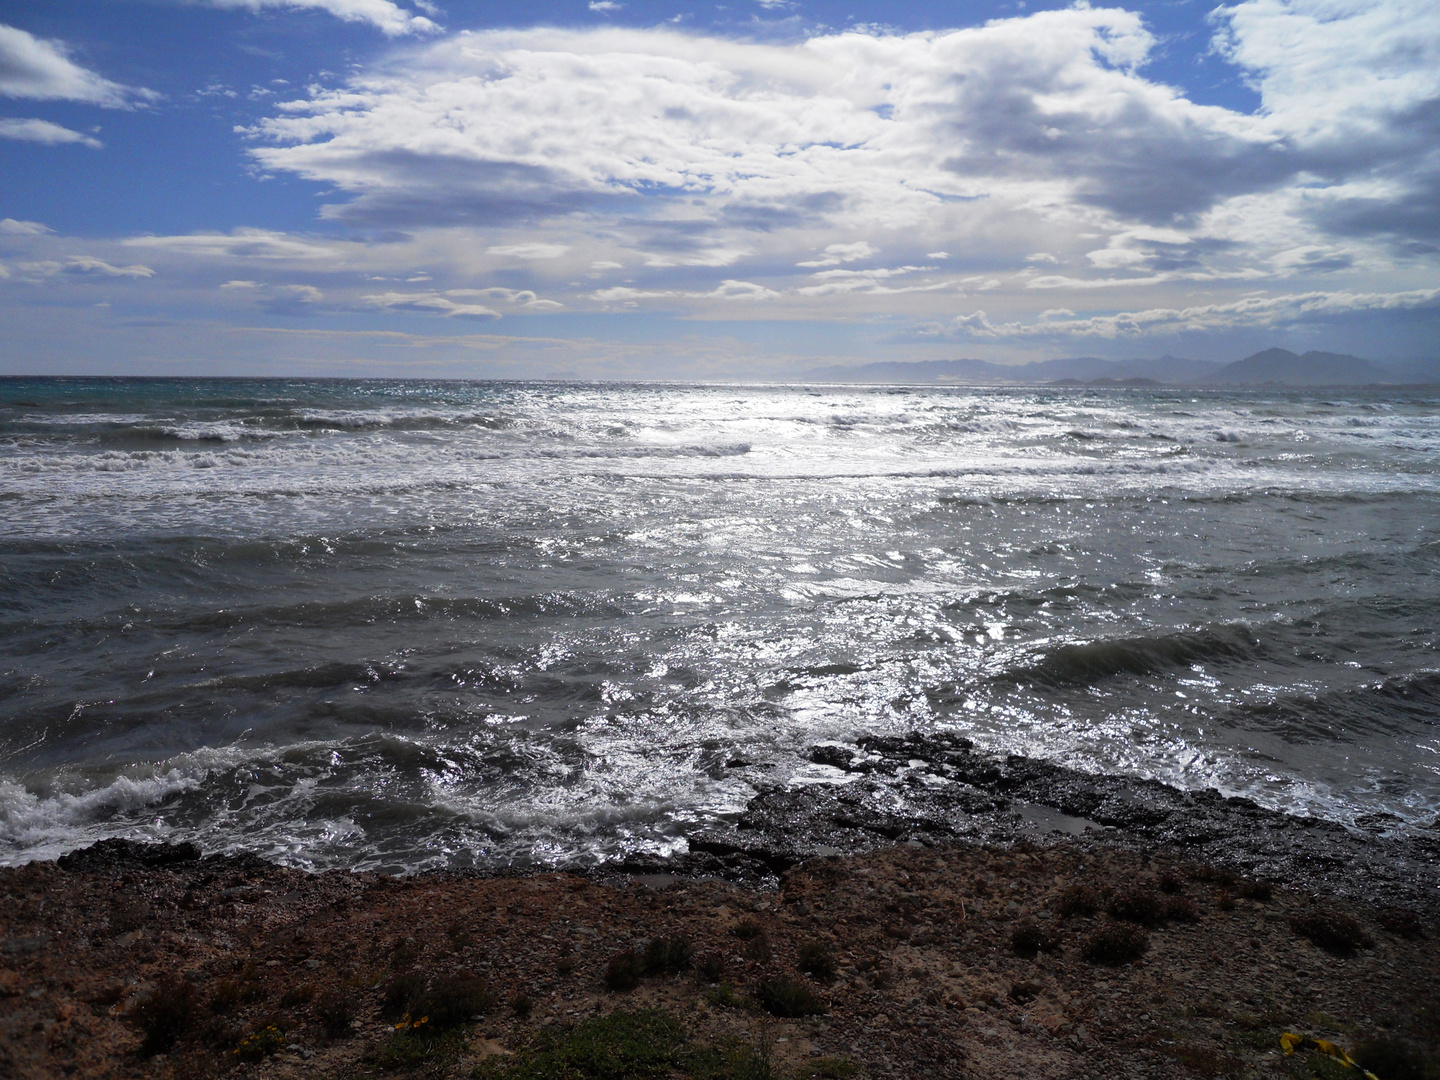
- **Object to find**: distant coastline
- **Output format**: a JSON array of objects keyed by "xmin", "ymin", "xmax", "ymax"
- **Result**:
[{"xmin": 802, "ymin": 348, "xmax": 1440, "ymax": 388}]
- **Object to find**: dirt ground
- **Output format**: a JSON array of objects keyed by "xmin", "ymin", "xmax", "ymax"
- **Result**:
[{"xmin": 1, "ymin": 836, "xmax": 1435, "ymax": 1080}]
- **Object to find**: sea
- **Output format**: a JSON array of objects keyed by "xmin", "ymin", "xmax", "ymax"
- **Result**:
[{"xmin": 1, "ymin": 377, "xmax": 1437, "ymax": 873}]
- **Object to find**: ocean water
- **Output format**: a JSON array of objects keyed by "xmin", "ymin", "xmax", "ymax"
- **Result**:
[{"xmin": 1, "ymin": 377, "xmax": 1437, "ymax": 872}]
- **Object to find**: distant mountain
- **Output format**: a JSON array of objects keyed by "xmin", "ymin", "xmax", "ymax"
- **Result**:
[
  {"xmin": 1381, "ymin": 358, "xmax": 1440, "ymax": 385},
  {"xmin": 800, "ymin": 349, "xmax": 1433, "ymax": 387},
  {"xmin": 1208, "ymin": 348, "xmax": 1389, "ymax": 386},
  {"xmin": 1105, "ymin": 355, "xmax": 1225, "ymax": 383}
]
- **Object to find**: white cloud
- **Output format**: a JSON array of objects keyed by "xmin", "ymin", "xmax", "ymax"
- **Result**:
[
  {"xmin": 445, "ymin": 286, "xmax": 563, "ymax": 309},
  {"xmin": 949, "ymin": 285, "xmax": 1440, "ymax": 338},
  {"xmin": 202, "ymin": 0, "xmax": 439, "ymax": 36},
  {"xmin": 589, "ymin": 1, "xmax": 623, "ymax": 11},
  {"xmin": 0, "ymin": 218, "xmax": 50, "ymax": 236},
  {"xmin": 123, "ymin": 228, "xmax": 340, "ymax": 260},
  {"xmin": 9, "ymin": 255, "xmax": 156, "ymax": 282},
  {"xmin": 0, "ymin": 24, "xmax": 151, "ymax": 106},
  {"xmin": 798, "ymin": 242, "xmax": 878, "ymax": 268},
  {"xmin": 485, "ymin": 243, "xmax": 570, "ymax": 259},
  {"xmin": 708, "ymin": 279, "xmax": 779, "ymax": 300},
  {"xmin": 220, "ymin": 279, "xmax": 262, "ymax": 288},
  {"xmin": 0, "ymin": 118, "xmax": 102, "ymax": 148},
  {"xmin": 927, "ymin": 251, "xmax": 950, "ymax": 259},
  {"xmin": 364, "ymin": 290, "xmax": 500, "ymax": 317},
  {"xmin": 62, "ymin": 256, "xmax": 155, "ymax": 278}
]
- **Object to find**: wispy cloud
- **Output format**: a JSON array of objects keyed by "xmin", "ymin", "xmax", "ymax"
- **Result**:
[
  {"xmin": 0, "ymin": 117, "xmax": 102, "ymax": 148},
  {"xmin": 202, "ymin": 0, "xmax": 439, "ymax": 36},
  {"xmin": 0, "ymin": 24, "xmax": 154, "ymax": 106}
]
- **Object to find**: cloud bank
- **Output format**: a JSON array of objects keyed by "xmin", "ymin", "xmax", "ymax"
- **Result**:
[{"xmin": 2, "ymin": 0, "xmax": 1437, "ymax": 374}]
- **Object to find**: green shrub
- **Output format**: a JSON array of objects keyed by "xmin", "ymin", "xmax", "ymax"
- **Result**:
[
  {"xmin": 472, "ymin": 1010, "xmax": 686, "ymax": 1080},
  {"xmin": 643, "ymin": 936, "xmax": 694, "ymax": 975},
  {"xmin": 417, "ymin": 974, "xmax": 498, "ymax": 1028},
  {"xmin": 232, "ymin": 1023, "xmax": 285, "ymax": 1063},
  {"xmin": 279, "ymin": 983, "xmax": 316, "ymax": 1008},
  {"xmin": 1376, "ymin": 908, "xmax": 1424, "ymax": 939},
  {"xmin": 697, "ymin": 952, "xmax": 726, "ymax": 983},
  {"xmin": 1010, "ymin": 920, "xmax": 1059, "ymax": 958},
  {"xmin": 754, "ymin": 977, "xmax": 825, "ymax": 1018},
  {"xmin": 1056, "ymin": 885, "xmax": 1100, "ymax": 918},
  {"xmin": 1081, "ymin": 921, "xmax": 1149, "ymax": 965},
  {"xmin": 1162, "ymin": 895, "xmax": 1201, "ymax": 924},
  {"xmin": 605, "ymin": 949, "xmax": 646, "ymax": 991},
  {"xmin": 382, "ymin": 971, "xmax": 426, "ymax": 1018},
  {"xmin": 314, "ymin": 988, "xmax": 355, "ymax": 1037},
  {"xmin": 796, "ymin": 941, "xmax": 836, "ymax": 981},
  {"xmin": 1107, "ymin": 888, "xmax": 1164, "ymax": 927},
  {"xmin": 1290, "ymin": 911, "xmax": 1373, "ymax": 955},
  {"xmin": 1354, "ymin": 1036, "xmax": 1438, "ymax": 1080},
  {"xmin": 126, "ymin": 977, "xmax": 201, "ymax": 1056}
]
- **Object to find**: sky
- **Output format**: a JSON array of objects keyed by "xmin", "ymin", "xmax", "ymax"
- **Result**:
[{"xmin": 0, "ymin": 0, "xmax": 1437, "ymax": 379}]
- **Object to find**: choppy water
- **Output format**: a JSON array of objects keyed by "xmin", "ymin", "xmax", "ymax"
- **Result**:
[{"xmin": 1, "ymin": 377, "xmax": 1437, "ymax": 872}]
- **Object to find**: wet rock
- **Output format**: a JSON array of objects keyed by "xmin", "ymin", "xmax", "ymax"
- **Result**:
[
  {"xmin": 56, "ymin": 839, "xmax": 201, "ymax": 873},
  {"xmin": 678, "ymin": 732, "xmax": 1440, "ymax": 914}
]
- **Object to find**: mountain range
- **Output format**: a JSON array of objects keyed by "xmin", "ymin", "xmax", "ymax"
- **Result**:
[{"xmin": 801, "ymin": 349, "xmax": 1440, "ymax": 387}]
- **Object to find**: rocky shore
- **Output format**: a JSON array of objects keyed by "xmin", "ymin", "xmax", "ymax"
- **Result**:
[{"xmin": 2, "ymin": 737, "xmax": 1437, "ymax": 1080}]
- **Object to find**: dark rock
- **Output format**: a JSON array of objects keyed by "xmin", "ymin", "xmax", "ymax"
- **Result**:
[
  {"xmin": 56, "ymin": 840, "xmax": 201, "ymax": 873},
  {"xmin": 676, "ymin": 732, "xmax": 1440, "ymax": 914}
]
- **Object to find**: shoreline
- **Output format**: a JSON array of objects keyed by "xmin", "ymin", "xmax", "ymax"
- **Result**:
[{"xmin": 2, "ymin": 738, "xmax": 1438, "ymax": 1079}]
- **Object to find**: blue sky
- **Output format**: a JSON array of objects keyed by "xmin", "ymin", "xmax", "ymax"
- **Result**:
[{"xmin": 1, "ymin": 0, "xmax": 1437, "ymax": 377}]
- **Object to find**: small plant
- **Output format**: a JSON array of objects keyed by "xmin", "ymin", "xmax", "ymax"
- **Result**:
[
  {"xmin": 1010, "ymin": 919, "xmax": 1060, "ymax": 958},
  {"xmin": 1056, "ymin": 885, "xmax": 1100, "ymax": 918},
  {"xmin": 1157, "ymin": 871, "xmax": 1184, "ymax": 894},
  {"xmin": 448, "ymin": 922, "xmax": 476, "ymax": 949},
  {"xmin": 279, "ymin": 983, "xmax": 316, "ymax": 1009},
  {"xmin": 126, "ymin": 976, "xmax": 201, "ymax": 1056},
  {"xmin": 1290, "ymin": 910, "xmax": 1374, "ymax": 955},
  {"xmin": 743, "ymin": 933, "xmax": 772, "ymax": 962},
  {"xmin": 1187, "ymin": 864, "xmax": 1237, "ymax": 887},
  {"xmin": 208, "ymin": 979, "xmax": 243, "ymax": 1015},
  {"xmin": 1215, "ymin": 889, "xmax": 1236, "ymax": 912},
  {"xmin": 232, "ymin": 1024, "xmax": 285, "ymax": 1063},
  {"xmin": 706, "ymin": 981, "xmax": 750, "ymax": 1010},
  {"xmin": 1354, "ymin": 1036, "xmax": 1439, "ymax": 1080},
  {"xmin": 1162, "ymin": 895, "xmax": 1201, "ymax": 924},
  {"xmin": 472, "ymin": 1010, "xmax": 686, "ymax": 1080},
  {"xmin": 796, "ymin": 941, "xmax": 836, "ymax": 981},
  {"xmin": 367, "ymin": 1025, "xmax": 468, "ymax": 1073},
  {"xmin": 697, "ymin": 952, "xmax": 726, "ymax": 984},
  {"xmin": 796, "ymin": 1058, "xmax": 857, "ymax": 1079},
  {"xmin": 417, "ymin": 974, "xmax": 498, "ymax": 1028},
  {"xmin": 314, "ymin": 988, "xmax": 355, "ymax": 1037},
  {"xmin": 754, "ymin": 977, "xmax": 825, "ymax": 1018},
  {"xmin": 1008, "ymin": 980, "xmax": 1041, "ymax": 1005},
  {"xmin": 1235, "ymin": 878, "xmax": 1273, "ymax": 902},
  {"xmin": 556, "ymin": 954, "xmax": 578, "ymax": 976},
  {"xmin": 1376, "ymin": 908, "xmax": 1424, "ymax": 939},
  {"xmin": 1107, "ymin": 888, "xmax": 1164, "ymax": 927},
  {"xmin": 1081, "ymin": 921, "xmax": 1149, "ymax": 965},
  {"xmin": 731, "ymin": 918, "xmax": 764, "ymax": 940},
  {"xmin": 382, "ymin": 972, "xmax": 426, "ymax": 1018},
  {"xmin": 510, "ymin": 991, "xmax": 534, "ymax": 1019},
  {"xmin": 605, "ymin": 949, "xmax": 646, "ymax": 991},
  {"xmin": 643, "ymin": 936, "xmax": 695, "ymax": 975}
]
